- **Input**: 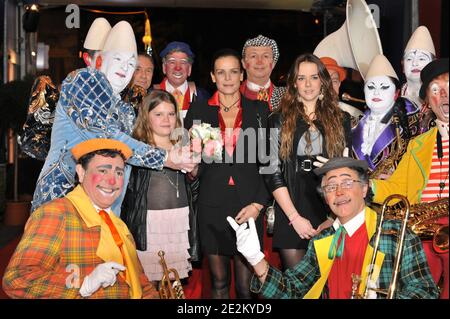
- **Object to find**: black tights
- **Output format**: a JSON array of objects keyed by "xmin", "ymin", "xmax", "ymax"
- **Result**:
[
  {"xmin": 207, "ymin": 254, "xmax": 255, "ymax": 299},
  {"xmin": 279, "ymin": 248, "xmax": 306, "ymax": 271}
]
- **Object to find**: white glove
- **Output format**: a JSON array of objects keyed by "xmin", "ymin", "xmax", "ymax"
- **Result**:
[
  {"xmin": 365, "ymin": 280, "xmax": 378, "ymax": 299},
  {"xmin": 313, "ymin": 147, "xmax": 349, "ymax": 168},
  {"xmin": 227, "ymin": 217, "xmax": 265, "ymax": 266},
  {"xmin": 79, "ymin": 261, "xmax": 126, "ymax": 297}
]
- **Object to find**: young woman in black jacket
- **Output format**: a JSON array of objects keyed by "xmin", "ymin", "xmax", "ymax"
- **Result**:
[
  {"xmin": 121, "ymin": 90, "xmax": 200, "ymax": 284},
  {"xmin": 264, "ymin": 53, "xmax": 352, "ymax": 271}
]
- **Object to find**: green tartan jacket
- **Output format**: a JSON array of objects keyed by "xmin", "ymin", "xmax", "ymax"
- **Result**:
[{"xmin": 251, "ymin": 207, "xmax": 439, "ymax": 299}]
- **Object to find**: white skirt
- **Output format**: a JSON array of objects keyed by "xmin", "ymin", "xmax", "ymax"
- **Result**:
[{"xmin": 137, "ymin": 206, "xmax": 192, "ymax": 281}]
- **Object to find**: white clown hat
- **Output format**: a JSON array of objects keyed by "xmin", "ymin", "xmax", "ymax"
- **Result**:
[
  {"xmin": 365, "ymin": 54, "xmax": 398, "ymax": 81},
  {"xmin": 83, "ymin": 17, "xmax": 111, "ymax": 51},
  {"xmin": 102, "ymin": 21, "xmax": 137, "ymax": 56},
  {"xmin": 404, "ymin": 26, "xmax": 436, "ymax": 56}
]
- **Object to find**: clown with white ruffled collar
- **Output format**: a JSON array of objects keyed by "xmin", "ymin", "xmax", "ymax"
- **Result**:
[
  {"xmin": 352, "ymin": 55, "xmax": 413, "ymax": 177},
  {"xmin": 401, "ymin": 26, "xmax": 437, "ymax": 136},
  {"xmin": 371, "ymin": 58, "xmax": 449, "ymax": 299}
]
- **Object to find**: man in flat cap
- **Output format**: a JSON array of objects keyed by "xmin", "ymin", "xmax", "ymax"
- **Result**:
[
  {"xmin": 31, "ymin": 22, "xmax": 196, "ymax": 214},
  {"xmin": 240, "ymin": 34, "xmax": 286, "ymax": 111},
  {"xmin": 371, "ymin": 58, "xmax": 449, "ymax": 298},
  {"xmin": 227, "ymin": 157, "xmax": 438, "ymax": 299},
  {"xmin": 3, "ymin": 139, "xmax": 159, "ymax": 299},
  {"xmin": 155, "ymin": 41, "xmax": 209, "ymax": 121}
]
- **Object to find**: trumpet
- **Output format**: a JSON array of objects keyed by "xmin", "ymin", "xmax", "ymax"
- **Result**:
[
  {"xmin": 158, "ymin": 250, "xmax": 185, "ymax": 299},
  {"xmin": 342, "ymin": 92, "xmax": 366, "ymax": 104},
  {"xmin": 351, "ymin": 195, "xmax": 410, "ymax": 299}
]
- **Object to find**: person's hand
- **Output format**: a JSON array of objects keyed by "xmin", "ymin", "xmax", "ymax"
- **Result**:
[
  {"xmin": 79, "ymin": 262, "xmax": 126, "ymax": 297},
  {"xmin": 291, "ymin": 215, "xmax": 317, "ymax": 240},
  {"xmin": 227, "ymin": 217, "xmax": 265, "ymax": 266},
  {"xmin": 164, "ymin": 146, "xmax": 198, "ymax": 173},
  {"xmin": 316, "ymin": 217, "xmax": 334, "ymax": 234},
  {"xmin": 313, "ymin": 147, "xmax": 350, "ymax": 168},
  {"xmin": 365, "ymin": 280, "xmax": 378, "ymax": 299},
  {"xmin": 235, "ymin": 203, "xmax": 261, "ymax": 224},
  {"xmin": 377, "ymin": 173, "xmax": 392, "ymax": 180}
]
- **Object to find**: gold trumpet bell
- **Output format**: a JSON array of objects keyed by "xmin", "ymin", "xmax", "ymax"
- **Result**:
[
  {"xmin": 433, "ymin": 225, "xmax": 449, "ymax": 254},
  {"xmin": 158, "ymin": 250, "xmax": 185, "ymax": 299}
]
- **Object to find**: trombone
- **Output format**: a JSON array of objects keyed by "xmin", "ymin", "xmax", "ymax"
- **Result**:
[
  {"xmin": 158, "ymin": 250, "xmax": 185, "ymax": 299},
  {"xmin": 352, "ymin": 194, "xmax": 410, "ymax": 299}
]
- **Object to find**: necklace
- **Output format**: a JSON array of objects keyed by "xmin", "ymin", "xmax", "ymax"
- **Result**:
[
  {"xmin": 437, "ymin": 132, "xmax": 448, "ymax": 200},
  {"xmin": 163, "ymin": 170, "xmax": 179, "ymax": 198},
  {"xmin": 220, "ymin": 97, "xmax": 240, "ymax": 112}
]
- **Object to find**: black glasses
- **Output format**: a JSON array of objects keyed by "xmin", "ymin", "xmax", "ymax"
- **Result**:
[{"xmin": 322, "ymin": 179, "xmax": 363, "ymax": 193}]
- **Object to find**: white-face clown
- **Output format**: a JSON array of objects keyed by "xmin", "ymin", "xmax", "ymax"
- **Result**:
[
  {"xmin": 101, "ymin": 51, "xmax": 137, "ymax": 95},
  {"xmin": 403, "ymin": 49, "xmax": 433, "ymax": 83},
  {"xmin": 364, "ymin": 75, "xmax": 397, "ymax": 115}
]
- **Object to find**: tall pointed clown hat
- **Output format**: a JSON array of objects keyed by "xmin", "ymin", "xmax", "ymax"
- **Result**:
[
  {"xmin": 102, "ymin": 20, "xmax": 137, "ymax": 56},
  {"xmin": 365, "ymin": 54, "xmax": 398, "ymax": 81},
  {"xmin": 83, "ymin": 17, "xmax": 111, "ymax": 51},
  {"xmin": 404, "ymin": 26, "xmax": 436, "ymax": 56}
]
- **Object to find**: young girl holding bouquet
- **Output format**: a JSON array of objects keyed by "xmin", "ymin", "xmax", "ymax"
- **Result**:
[
  {"xmin": 184, "ymin": 49, "xmax": 270, "ymax": 298},
  {"xmin": 121, "ymin": 90, "xmax": 200, "ymax": 284}
]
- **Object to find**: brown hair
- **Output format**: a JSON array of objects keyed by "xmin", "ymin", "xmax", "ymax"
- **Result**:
[
  {"xmin": 278, "ymin": 53, "xmax": 345, "ymax": 160},
  {"xmin": 132, "ymin": 89, "xmax": 182, "ymax": 146}
]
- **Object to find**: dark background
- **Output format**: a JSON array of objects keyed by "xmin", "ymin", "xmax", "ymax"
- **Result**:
[{"xmin": 2, "ymin": 0, "xmax": 449, "ymax": 199}]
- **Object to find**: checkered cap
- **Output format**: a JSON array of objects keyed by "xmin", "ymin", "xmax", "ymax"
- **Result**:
[{"xmin": 242, "ymin": 35, "xmax": 279, "ymax": 64}]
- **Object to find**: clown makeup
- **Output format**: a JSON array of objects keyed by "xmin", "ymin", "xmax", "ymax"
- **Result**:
[
  {"xmin": 322, "ymin": 167, "xmax": 368, "ymax": 224},
  {"xmin": 242, "ymin": 46, "xmax": 274, "ymax": 84},
  {"xmin": 76, "ymin": 154, "xmax": 125, "ymax": 209},
  {"xmin": 427, "ymin": 73, "xmax": 449, "ymax": 123},
  {"xmin": 163, "ymin": 51, "xmax": 192, "ymax": 88},
  {"xmin": 364, "ymin": 75, "xmax": 396, "ymax": 115},
  {"xmin": 101, "ymin": 51, "xmax": 137, "ymax": 95},
  {"xmin": 403, "ymin": 49, "xmax": 433, "ymax": 83}
]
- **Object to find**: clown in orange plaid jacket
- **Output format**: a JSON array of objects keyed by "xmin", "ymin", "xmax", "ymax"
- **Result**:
[{"xmin": 2, "ymin": 185, "xmax": 159, "ymax": 299}]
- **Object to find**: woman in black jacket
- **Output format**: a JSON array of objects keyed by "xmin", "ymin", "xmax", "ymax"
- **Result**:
[
  {"xmin": 264, "ymin": 53, "xmax": 352, "ymax": 271},
  {"xmin": 121, "ymin": 90, "xmax": 200, "ymax": 284},
  {"xmin": 184, "ymin": 49, "xmax": 271, "ymax": 298}
]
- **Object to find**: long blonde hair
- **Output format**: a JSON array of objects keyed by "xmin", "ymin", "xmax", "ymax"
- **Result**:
[
  {"xmin": 132, "ymin": 89, "xmax": 182, "ymax": 146},
  {"xmin": 278, "ymin": 53, "xmax": 346, "ymax": 160}
]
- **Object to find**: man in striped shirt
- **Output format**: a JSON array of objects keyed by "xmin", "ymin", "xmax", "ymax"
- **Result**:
[{"xmin": 371, "ymin": 58, "xmax": 448, "ymax": 298}]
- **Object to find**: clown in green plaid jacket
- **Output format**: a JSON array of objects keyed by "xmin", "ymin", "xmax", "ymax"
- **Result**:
[{"xmin": 250, "ymin": 206, "xmax": 439, "ymax": 299}]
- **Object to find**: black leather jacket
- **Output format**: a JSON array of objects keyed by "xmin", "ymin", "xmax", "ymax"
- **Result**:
[
  {"xmin": 121, "ymin": 166, "xmax": 201, "ymax": 262},
  {"xmin": 263, "ymin": 111, "xmax": 352, "ymax": 196}
]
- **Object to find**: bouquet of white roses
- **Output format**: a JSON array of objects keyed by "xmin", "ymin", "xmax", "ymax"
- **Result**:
[{"xmin": 190, "ymin": 123, "xmax": 223, "ymax": 161}]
